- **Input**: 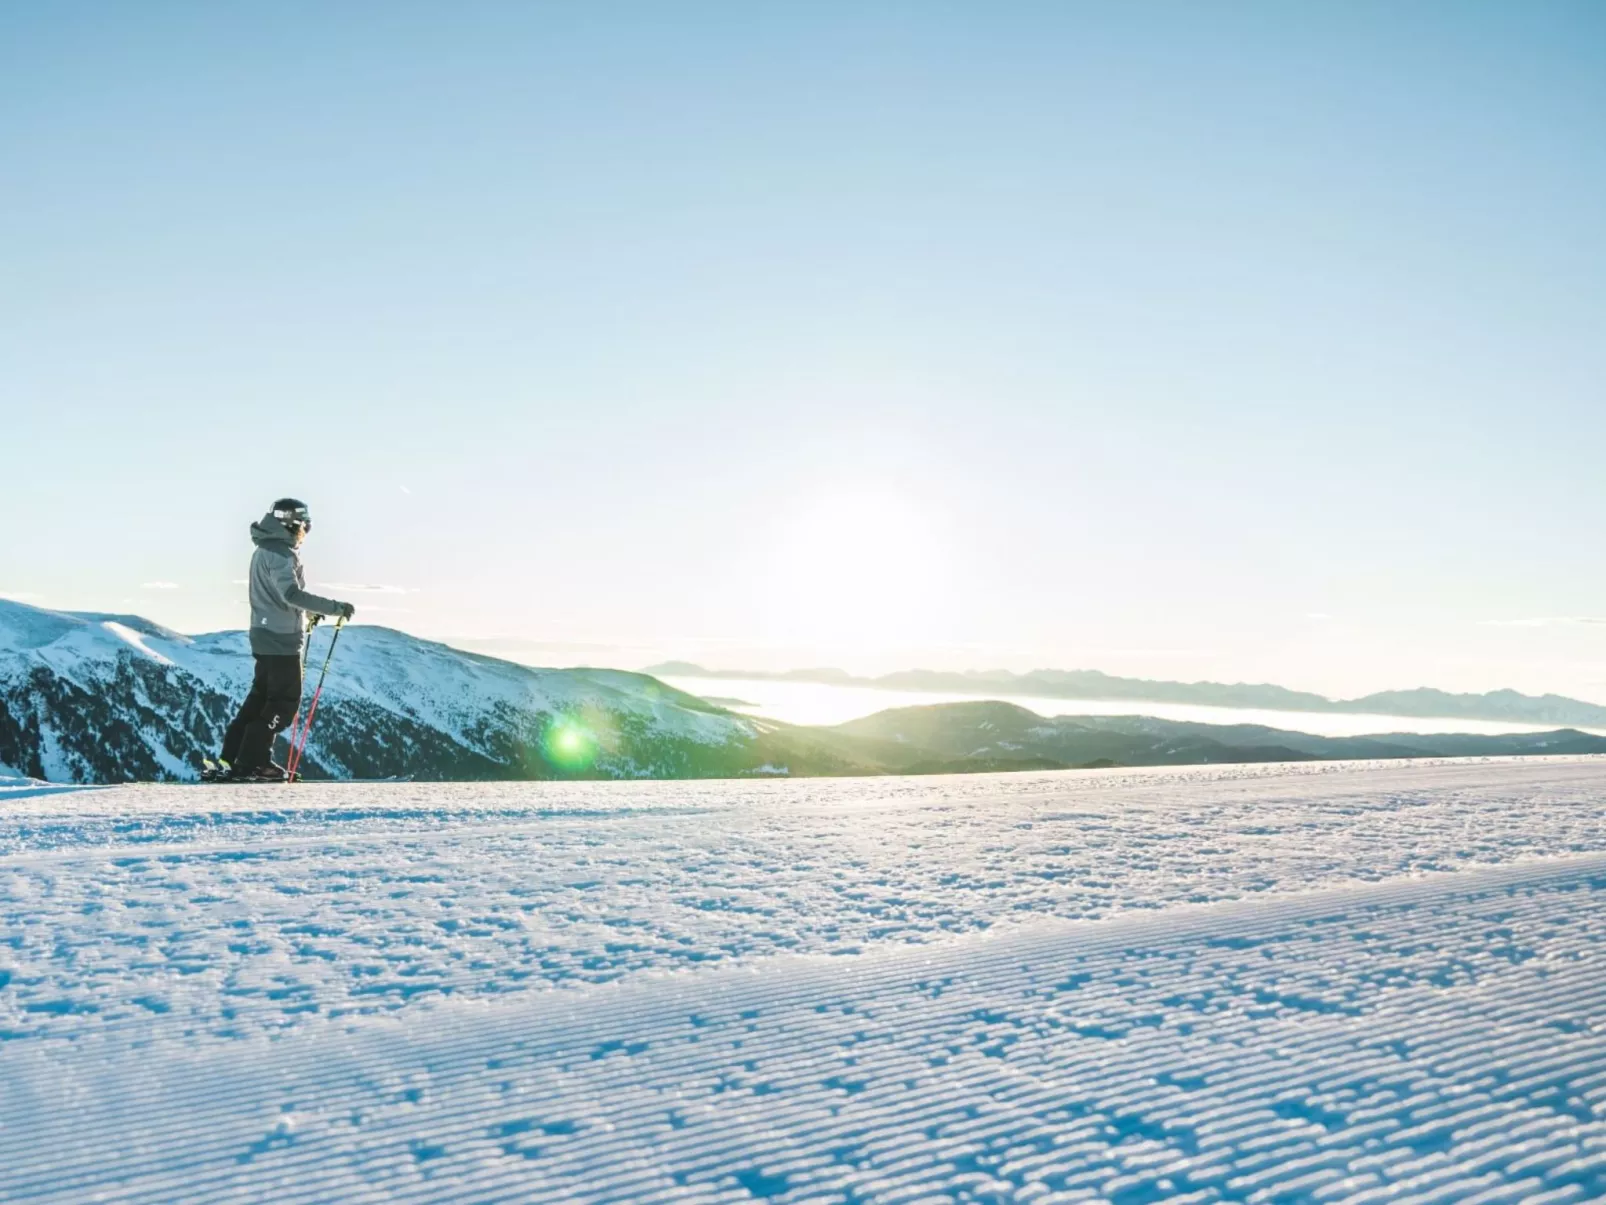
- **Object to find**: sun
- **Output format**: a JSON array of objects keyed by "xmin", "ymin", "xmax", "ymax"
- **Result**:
[{"xmin": 761, "ymin": 487, "xmax": 951, "ymax": 656}]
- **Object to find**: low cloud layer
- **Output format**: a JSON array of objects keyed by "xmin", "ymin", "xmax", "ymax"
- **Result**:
[{"xmin": 1481, "ymin": 617, "xmax": 1606, "ymax": 628}]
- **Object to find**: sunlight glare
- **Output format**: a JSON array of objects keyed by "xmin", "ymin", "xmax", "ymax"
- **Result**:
[{"xmin": 762, "ymin": 487, "xmax": 952, "ymax": 655}]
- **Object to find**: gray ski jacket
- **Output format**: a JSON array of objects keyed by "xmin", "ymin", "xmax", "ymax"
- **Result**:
[{"xmin": 247, "ymin": 514, "xmax": 347, "ymax": 656}]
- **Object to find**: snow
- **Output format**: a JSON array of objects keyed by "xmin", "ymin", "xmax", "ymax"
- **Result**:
[
  {"xmin": 6, "ymin": 757, "xmax": 1606, "ymax": 1201},
  {"xmin": 0, "ymin": 767, "xmax": 88, "ymax": 802},
  {"xmin": 0, "ymin": 603, "xmax": 85, "ymax": 652},
  {"xmin": 101, "ymin": 620, "xmax": 177, "ymax": 666}
]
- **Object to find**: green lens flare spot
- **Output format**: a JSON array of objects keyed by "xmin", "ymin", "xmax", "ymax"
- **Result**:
[{"xmin": 544, "ymin": 718, "xmax": 597, "ymax": 770}]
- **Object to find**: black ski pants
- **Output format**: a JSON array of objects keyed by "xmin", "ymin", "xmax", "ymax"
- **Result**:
[{"xmin": 222, "ymin": 654, "xmax": 303, "ymax": 772}]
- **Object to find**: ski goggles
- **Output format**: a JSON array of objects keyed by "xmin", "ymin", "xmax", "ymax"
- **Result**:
[{"xmin": 274, "ymin": 506, "xmax": 313, "ymax": 533}]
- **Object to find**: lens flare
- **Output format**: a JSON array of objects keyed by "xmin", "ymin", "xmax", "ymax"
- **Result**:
[{"xmin": 542, "ymin": 717, "xmax": 597, "ymax": 771}]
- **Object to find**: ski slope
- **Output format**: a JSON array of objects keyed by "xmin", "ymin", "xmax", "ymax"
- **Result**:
[{"xmin": 6, "ymin": 758, "xmax": 1606, "ymax": 1202}]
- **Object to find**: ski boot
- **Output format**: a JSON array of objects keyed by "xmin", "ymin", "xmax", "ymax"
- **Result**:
[{"xmin": 221, "ymin": 762, "xmax": 287, "ymax": 784}]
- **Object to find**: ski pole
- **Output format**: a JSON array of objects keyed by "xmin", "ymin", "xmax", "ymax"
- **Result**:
[
  {"xmin": 286, "ymin": 616, "xmax": 345, "ymax": 783},
  {"xmin": 283, "ymin": 614, "xmax": 323, "ymax": 762},
  {"xmin": 286, "ymin": 618, "xmax": 342, "ymax": 783}
]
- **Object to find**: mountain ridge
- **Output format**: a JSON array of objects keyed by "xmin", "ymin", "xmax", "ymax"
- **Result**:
[
  {"xmin": 828, "ymin": 700, "xmax": 1606, "ymax": 771},
  {"xmin": 7, "ymin": 600, "xmax": 1605, "ymax": 785},
  {"xmin": 0, "ymin": 600, "xmax": 782, "ymax": 783},
  {"xmin": 647, "ymin": 662, "xmax": 1606, "ymax": 728}
]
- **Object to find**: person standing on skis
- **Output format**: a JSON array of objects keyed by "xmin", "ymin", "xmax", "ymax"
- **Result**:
[{"xmin": 212, "ymin": 498, "xmax": 354, "ymax": 782}]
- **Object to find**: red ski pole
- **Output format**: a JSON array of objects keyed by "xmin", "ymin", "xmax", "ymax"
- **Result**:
[
  {"xmin": 282, "ymin": 614, "xmax": 321, "ymax": 760},
  {"xmin": 287, "ymin": 616, "xmax": 345, "ymax": 783}
]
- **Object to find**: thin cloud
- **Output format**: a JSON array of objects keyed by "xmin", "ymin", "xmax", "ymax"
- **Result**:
[
  {"xmin": 0, "ymin": 590, "xmax": 42, "ymax": 602},
  {"xmin": 141, "ymin": 581, "xmax": 180, "ymax": 590},
  {"xmin": 1481, "ymin": 617, "xmax": 1606, "ymax": 628},
  {"xmin": 1073, "ymin": 647, "xmax": 1216, "ymax": 659},
  {"xmin": 324, "ymin": 583, "xmax": 416, "ymax": 595}
]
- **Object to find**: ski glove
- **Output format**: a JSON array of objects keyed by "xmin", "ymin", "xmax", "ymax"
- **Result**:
[{"xmin": 337, "ymin": 601, "xmax": 356, "ymax": 621}]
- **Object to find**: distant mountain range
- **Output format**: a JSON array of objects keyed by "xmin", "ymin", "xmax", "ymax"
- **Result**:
[
  {"xmin": 6, "ymin": 600, "xmax": 1604, "ymax": 786},
  {"xmin": 647, "ymin": 662, "xmax": 1606, "ymax": 729},
  {"xmin": 826, "ymin": 701, "xmax": 1606, "ymax": 773}
]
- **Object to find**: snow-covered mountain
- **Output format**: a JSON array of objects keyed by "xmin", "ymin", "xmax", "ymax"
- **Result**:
[{"xmin": 0, "ymin": 600, "xmax": 770, "ymax": 784}]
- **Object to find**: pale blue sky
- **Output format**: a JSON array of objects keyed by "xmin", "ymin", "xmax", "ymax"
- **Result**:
[{"xmin": 4, "ymin": 2, "xmax": 1604, "ymax": 698}]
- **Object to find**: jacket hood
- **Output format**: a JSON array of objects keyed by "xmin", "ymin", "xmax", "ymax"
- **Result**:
[{"xmin": 250, "ymin": 514, "xmax": 297, "ymax": 549}]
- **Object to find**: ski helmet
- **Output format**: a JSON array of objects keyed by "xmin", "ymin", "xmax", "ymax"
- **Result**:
[{"xmin": 271, "ymin": 497, "xmax": 312, "ymax": 535}]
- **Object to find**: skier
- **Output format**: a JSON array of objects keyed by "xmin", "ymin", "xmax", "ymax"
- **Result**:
[{"xmin": 210, "ymin": 498, "xmax": 354, "ymax": 782}]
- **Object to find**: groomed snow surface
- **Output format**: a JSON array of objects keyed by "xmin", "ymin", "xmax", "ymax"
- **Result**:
[{"xmin": 6, "ymin": 759, "xmax": 1606, "ymax": 1203}]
